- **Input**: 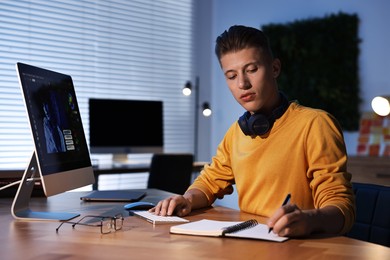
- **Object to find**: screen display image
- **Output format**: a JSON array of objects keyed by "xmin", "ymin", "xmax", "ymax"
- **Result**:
[
  {"xmin": 12, "ymin": 62, "xmax": 95, "ymax": 221},
  {"xmin": 18, "ymin": 63, "xmax": 92, "ymax": 176},
  {"xmin": 89, "ymin": 98, "xmax": 164, "ymax": 163}
]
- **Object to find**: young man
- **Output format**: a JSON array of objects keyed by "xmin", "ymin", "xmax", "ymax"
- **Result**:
[{"xmin": 152, "ymin": 25, "xmax": 355, "ymax": 237}]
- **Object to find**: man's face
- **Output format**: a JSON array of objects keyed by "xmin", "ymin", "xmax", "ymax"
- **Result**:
[{"xmin": 220, "ymin": 47, "xmax": 280, "ymax": 115}]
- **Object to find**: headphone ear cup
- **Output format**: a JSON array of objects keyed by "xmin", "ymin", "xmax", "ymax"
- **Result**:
[
  {"xmin": 238, "ymin": 112, "xmax": 270, "ymax": 136},
  {"xmin": 238, "ymin": 92, "xmax": 290, "ymax": 136},
  {"xmin": 238, "ymin": 112, "xmax": 251, "ymax": 135},
  {"xmin": 249, "ymin": 114, "xmax": 270, "ymax": 135}
]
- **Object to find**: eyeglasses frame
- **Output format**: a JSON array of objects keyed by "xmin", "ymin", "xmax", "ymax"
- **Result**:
[{"xmin": 56, "ymin": 213, "xmax": 124, "ymax": 234}]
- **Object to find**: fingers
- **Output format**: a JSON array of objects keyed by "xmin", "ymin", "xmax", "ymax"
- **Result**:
[
  {"xmin": 152, "ymin": 198, "xmax": 173, "ymax": 216},
  {"xmin": 267, "ymin": 203, "xmax": 295, "ymax": 227},
  {"xmin": 267, "ymin": 204, "xmax": 300, "ymax": 236},
  {"xmin": 150, "ymin": 195, "xmax": 186, "ymax": 216}
]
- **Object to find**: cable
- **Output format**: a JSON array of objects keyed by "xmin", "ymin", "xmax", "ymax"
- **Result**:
[{"xmin": 0, "ymin": 178, "xmax": 40, "ymax": 191}]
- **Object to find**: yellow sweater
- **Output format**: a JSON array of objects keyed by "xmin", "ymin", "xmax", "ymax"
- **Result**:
[{"xmin": 189, "ymin": 102, "xmax": 355, "ymax": 234}]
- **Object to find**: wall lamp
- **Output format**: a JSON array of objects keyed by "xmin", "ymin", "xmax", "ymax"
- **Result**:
[
  {"xmin": 371, "ymin": 95, "xmax": 390, "ymax": 116},
  {"xmin": 182, "ymin": 78, "xmax": 212, "ymax": 117},
  {"xmin": 182, "ymin": 77, "xmax": 211, "ymax": 160}
]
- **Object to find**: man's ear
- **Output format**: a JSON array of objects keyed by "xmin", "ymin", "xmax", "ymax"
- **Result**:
[{"xmin": 272, "ymin": 58, "xmax": 281, "ymax": 78}]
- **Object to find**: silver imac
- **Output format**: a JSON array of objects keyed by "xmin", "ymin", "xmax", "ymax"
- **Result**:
[{"xmin": 12, "ymin": 62, "xmax": 95, "ymax": 221}]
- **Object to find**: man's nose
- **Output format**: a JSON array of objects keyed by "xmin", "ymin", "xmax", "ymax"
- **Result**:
[{"xmin": 238, "ymin": 75, "xmax": 251, "ymax": 89}]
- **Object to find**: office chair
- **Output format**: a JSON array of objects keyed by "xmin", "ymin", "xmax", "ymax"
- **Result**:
[
  {"xmin": 345, "ymin": 182, "xmax": 390, "ymax": 247},
  {"xmin": 147, "ymin": 153, "xmax": 194, "ymax": 194}
]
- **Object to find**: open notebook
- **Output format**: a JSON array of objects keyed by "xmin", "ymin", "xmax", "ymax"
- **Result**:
[{"xmin": 170, "ymin": 219, "xmax": 289, "ymax": 242}]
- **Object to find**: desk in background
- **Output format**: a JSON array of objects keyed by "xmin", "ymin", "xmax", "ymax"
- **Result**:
[
  {"xmin": 347, "ymin": 156, "xmax": 390, "ymax": 186},
  {"xmin": 92, "ymin": 161, "xmax": 208, "ymax": 190},
  {"xmin": 0, "ymin": 189, "xmax": 389, "ymax": 259}
]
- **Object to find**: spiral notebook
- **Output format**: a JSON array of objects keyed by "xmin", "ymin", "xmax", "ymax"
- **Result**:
[{"xmin": 170, "ymin": 219, "xmax": 289, "ymax": 242}]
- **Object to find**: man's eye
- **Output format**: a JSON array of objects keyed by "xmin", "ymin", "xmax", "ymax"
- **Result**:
[
  {"xmin": 247, "ymin": 67, "xmax": 258, "ymax": 73},
  {"xmin": 226, "ymin": 74, "xmax": 237, "ymax": 80}
]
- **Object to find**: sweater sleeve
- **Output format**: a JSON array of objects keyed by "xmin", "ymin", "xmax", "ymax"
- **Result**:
[
  {"xmin": 305, "ymin": 112, "xmax": 356, "ymax": 234},
  {"xmin": 188, "ymin": 125, "xmax": 236, "ymax": 205}
]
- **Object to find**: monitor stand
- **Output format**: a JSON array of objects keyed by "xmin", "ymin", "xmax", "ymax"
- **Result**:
[
  {"xmin": 112, "ymin": 153, "xmax": 136, "ymax": 168},
  {"xmin": 112, "ymin": 153, "xmax": 129, "ymax": 163},
  {"xmin": 11, "ymin": 152, "xmax": 80, "ymax": 221}
]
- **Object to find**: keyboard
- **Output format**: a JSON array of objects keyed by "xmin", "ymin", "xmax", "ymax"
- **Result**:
[{"xmin": 132, "ymin": 210, "xmax": 190, "ymax": 225}]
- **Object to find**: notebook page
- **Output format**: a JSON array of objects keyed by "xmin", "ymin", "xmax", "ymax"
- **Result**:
[{"xmin": 225, "ymin": 222, "xmax": 288, "ymax": 242}]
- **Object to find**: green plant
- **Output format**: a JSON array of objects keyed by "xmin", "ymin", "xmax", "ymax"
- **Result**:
[{"xmin": 262, "ymin": 12, "xmax": 361, "ymax": 130}]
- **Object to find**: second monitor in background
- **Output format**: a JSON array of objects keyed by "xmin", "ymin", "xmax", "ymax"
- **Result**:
[{"xmin": 89, "ymin": 98, "xmax": 164, "ymax": 165}]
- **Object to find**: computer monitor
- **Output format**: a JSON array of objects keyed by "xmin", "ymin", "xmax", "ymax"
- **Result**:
[
  {"xmin": 12, "ymin": 62, "xmax": 95, "ymax": 221},
  {"xmin": 89, "ymin": 98, "xmax": 164, "ymax": 164}
]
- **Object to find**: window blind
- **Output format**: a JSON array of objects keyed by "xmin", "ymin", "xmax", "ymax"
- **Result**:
[{"xmin": 0, "ymin": 0, "xmax": 195, "ymax": 170}]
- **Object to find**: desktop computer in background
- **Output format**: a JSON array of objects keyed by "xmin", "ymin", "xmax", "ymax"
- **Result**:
[{"xmin": 88, "ymin": 98, "xmax": 164, "ymax": 166}]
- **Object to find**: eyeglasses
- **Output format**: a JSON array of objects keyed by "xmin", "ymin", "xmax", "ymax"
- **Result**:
[{"xmin": 56, "ymin": 213, "xmax": 124, "ymax": 234}]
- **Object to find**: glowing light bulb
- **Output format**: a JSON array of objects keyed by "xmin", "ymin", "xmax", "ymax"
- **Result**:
[{"xmin": 371, "ymin": 96, "xmax": 390, "ymax": 116}]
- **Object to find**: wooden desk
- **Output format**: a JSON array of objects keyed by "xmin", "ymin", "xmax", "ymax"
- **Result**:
[{"xmin": 0, "ymin": 190, "xmax": 389, "ymax": 260}]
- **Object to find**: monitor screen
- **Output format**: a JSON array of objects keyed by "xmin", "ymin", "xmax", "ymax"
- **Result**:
[
  {"xmin": 12, "ymin": 62, "xmax": 95, "ymax": 221},
  {"xmin": 89, "ymin": 98, "xmax": 164, "ymax": 162}
]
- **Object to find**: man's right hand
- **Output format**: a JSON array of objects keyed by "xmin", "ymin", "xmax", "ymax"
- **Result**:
[{"xmin": 150, "ymin": 194, "xmax": 192, "ymax": 217}]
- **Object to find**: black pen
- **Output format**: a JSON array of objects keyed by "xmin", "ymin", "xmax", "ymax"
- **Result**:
[{"xmin": 268, "ymin": 193, "xmax": 291, "ymax": 233}]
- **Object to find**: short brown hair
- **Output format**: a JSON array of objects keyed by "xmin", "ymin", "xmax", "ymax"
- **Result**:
[{"xmin": 215, "ymin": 25, "xmax": 273, "ymax": 62}]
